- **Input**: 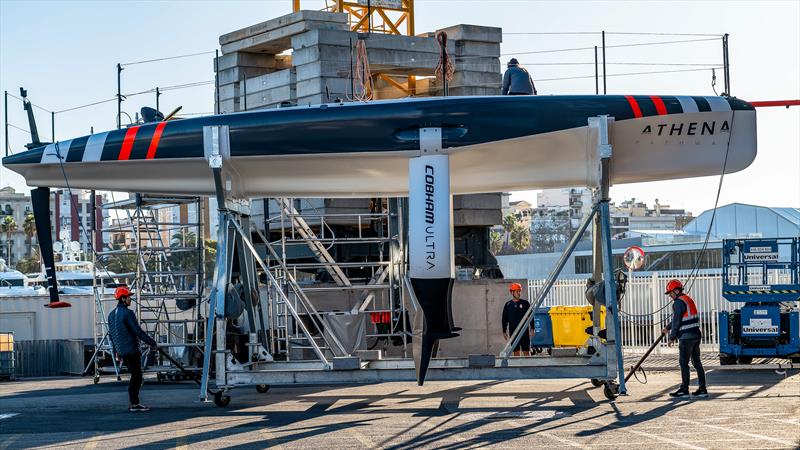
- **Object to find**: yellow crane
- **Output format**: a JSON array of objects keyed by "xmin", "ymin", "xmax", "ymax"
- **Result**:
[{"xmin": 293, "ymin": 0, "xmax": 414, "ymax": 36}]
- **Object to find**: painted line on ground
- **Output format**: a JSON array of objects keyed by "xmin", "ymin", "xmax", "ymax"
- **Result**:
[
  {"xmin": 588, "ymin": 419, "xmax": 706, "ymax": 450},
  {"xmin": 175, "ymin": 428, "xmax": 188, "ymax": 450},
  {"xmin": 83, "ymin": 433, "xmax": 101, "ymax": 450},
  {"xmin": 675, "ymin": 417, "xmax": 795, "ymax": 447},
  {"xmin": 260, "ymin": 428, "xmax": 284, "ymax": 450},
  {"xmin": 0, "ymin": 414, "xmax": 19, "ymax": 420},
  {"xmin": 348, "ymin": 428, "xmax": 381, "ymax": 449}
]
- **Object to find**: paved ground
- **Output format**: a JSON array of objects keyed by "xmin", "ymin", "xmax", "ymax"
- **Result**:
[{"xmin": 1, "ymin": 369, "xmax": 798, "ymax": 449}]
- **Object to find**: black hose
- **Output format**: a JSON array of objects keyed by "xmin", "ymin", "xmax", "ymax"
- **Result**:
[{"xmin": 624, "ymin": 333, "xmax": 664, "ymax": 383}]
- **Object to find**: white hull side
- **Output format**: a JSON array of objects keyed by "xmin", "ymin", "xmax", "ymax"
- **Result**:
[{"xmin": 12, "ymin": 111, "xmax": 755, "ymax": 197}]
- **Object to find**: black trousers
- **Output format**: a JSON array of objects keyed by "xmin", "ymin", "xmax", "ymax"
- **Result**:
[
  {"xmin": 122, "ymin": 353, "xmax": 143, "ymax": 405},
  {"xmin": 678, "ymin": 338, "xmax": 706, "ymax": 391},
  {"xmin": 512, "ymin": 333, "xmax": 531, "ymax": 352}
]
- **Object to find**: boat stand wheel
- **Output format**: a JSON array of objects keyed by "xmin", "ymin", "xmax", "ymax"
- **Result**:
[
  {"xmin": 213, "ymin": 390, "xmax": 231, "ymax": 407},
  {"xmin": 590, "ymin": 378, "xmax": 604, "ymax": 388},
  {"xmin": 720, "ymin": 355, "xmax": 737, "ymax": 365},
  {"xmin": 737, "ymin": 356, "xmax": 753, "ymax": 365},
  {"xmin": 603, "ymin": 381, "xmax": 619, "ymax": 400},
  {"xmin": 156, "ymin": 372, "xmax": 165, "ymax": 382},
  {"xmin": 256, "ymin": 384, "xmax": 270, "ymax": 394},
  {"xmin": 93, "ymin": 375, "xmax": 100, "ymax": 385}
]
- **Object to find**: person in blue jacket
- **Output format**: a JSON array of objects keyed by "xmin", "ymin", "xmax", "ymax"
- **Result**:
[
  {"xmin": 501, "ymin": 58, "xmax": 538, "ymax": 95},
  {"xmin": 108, "ymin": 286, "xmax": 157, "ymax": 412}
]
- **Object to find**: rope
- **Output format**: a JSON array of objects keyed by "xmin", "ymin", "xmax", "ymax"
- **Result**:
[
  {"xmin": 121, "ymin": 50, "xmax": 215, "ymax": 67},
  {"xmin": 632, "ymin": 366, "xmax": 648, "ymax": 384},
  {"xmin": 353, "ymin": 39, "xmax": 373, "ymax": 101},
  {"xmin": 434, "ymin": 31, "xmax": 455, "ymax": 85},
  {"xmin": 683, "ymin": 116, "xmax": 734, "ymax": 293}
]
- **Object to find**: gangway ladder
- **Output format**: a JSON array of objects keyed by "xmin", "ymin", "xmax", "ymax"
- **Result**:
[{"xmin": 277, "ymin": 197, "xmax": 352, "ymax": 287}]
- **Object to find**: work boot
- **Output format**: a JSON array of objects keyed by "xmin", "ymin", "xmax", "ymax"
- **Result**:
[
  {"xmin": 128, "ymin": 404, "xmax": 151, "ymax": 412},
  {"xmin": 669, "ymin": 389, "xmax": 689, "ymax": 398},
  {"xmin": 691, "ymin": 387, "xmax": 708, "ymax": 398}
]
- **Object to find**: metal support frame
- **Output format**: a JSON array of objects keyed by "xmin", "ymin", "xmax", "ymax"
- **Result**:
[
  {"xmin": 499, "ymin": 206, "xmax": 597, "ymax": 360},
  {"xmin": 199, "ymin": 125, "xmax": 346, "ymax": 400},
  {"xmin": 194, "ymin": 116, "xmax": 634, "ymax": 401},
  {"xmin": 498, "ymin": 115, "xmax": 625, "ymax": 394}
]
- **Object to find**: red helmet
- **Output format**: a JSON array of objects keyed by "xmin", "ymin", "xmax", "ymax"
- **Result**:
[
  {"xmin": 664, "ymin": 279, "xmax": 683, "ymax": 295},
  {"xmin": 114, "ymin": 286, "xmax": 132, "ymax": 300},
  {"xmin": 509, "ymin": 282, "xmax": 523, "ymax": 292}
]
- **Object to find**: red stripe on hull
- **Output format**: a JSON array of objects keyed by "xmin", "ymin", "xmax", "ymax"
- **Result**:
[
  {"xmin": 625, "ymin": 95, "xmax": 643, "ymax": 118},
  {"xmin": 650, "ymin": 96, "xmax": 668, "ymax": 115},
  {"xmin": 118, "ymin": 126, "xmax": 140, "ymax": 160},
  {"xmin": 146, "ymin": 122, "xmax": 167, "ymax": 159}
]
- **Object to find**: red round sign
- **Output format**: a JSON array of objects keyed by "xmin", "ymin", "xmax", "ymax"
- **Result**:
[{"xmin": 623, "ymin": 246, "xmax": 645, "ymax": 270}]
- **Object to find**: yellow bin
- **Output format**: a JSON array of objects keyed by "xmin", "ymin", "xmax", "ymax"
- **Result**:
[
  {"xmin": 549, "ymin": 305, "xmax": 606, "ymax": 347},
  {"xmin": 0, "ymin": 332, "xmax": 13, "ymax": 352}
]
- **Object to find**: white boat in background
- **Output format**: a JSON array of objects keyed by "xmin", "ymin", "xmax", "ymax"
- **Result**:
[
  {"xmin": 27, "ymin": 238, "xmax": 117, "ymax": 295},
  {"xmin": 0, "ymin": 259, "xmax": 46, "ymax": 297}
]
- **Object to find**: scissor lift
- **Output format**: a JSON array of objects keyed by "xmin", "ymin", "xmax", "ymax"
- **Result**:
[{"xmin": 719, "ymin": 237, "xmax": 800, "ymax": 364}]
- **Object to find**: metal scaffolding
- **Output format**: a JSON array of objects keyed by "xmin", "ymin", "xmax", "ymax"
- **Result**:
[
  {"xmin": 261, "ymin": 197, "xmax": 409, "ymax": 361},
  {"xmin": 89, "ymin": 194, "xmax": 206, "ymax": 381}
]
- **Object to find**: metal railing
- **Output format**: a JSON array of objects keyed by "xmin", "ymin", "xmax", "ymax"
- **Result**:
[{"xmin": 527, "ymin": 270, "xmax": 795, "ymax": 354}]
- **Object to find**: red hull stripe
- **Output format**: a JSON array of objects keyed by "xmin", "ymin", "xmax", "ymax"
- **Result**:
[
  {"xmin": 118, "ymin": 126, "xmax": 140, "ymax": 160},
  {"xmin": 650, "ymin": 96, "xmax": 668, "ymax": 115},
  {"xmin": 146, "ymin": 122, "xmax": 167, "ymax": 159},
  {"xmin": 625, "ymin": 95, "xmax": 642, "ymax": 118}
]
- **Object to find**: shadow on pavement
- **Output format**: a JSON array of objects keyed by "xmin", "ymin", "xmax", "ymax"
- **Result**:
[{"xmin": 1, "ymin": 370, "xmax": 794, "ymax": 448}]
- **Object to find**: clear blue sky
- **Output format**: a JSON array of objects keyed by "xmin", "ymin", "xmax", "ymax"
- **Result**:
[{"xmin": 1, "ymin": 0, "xmax": 798, "ymax": 215}]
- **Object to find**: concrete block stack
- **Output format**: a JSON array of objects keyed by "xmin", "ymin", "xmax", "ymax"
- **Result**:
[
  {"xmin": 453, "ymin": 193, "xmax": 503, "ymax": 226},
  {"xmin": 215, "ymin": 10, "xmax": 348, "ymax": 113},
  {"xmin": 216, "ymin": 12, "xmax": 503, "ymax": 111},
  {"xmin": 428, "ymin": 24, "xmax": 503, "ymax": 96}
]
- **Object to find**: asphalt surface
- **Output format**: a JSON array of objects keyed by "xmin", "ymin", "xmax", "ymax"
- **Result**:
[{"xmin": 1, "ymin": 369, "xmax": 799, "ymax": 449}]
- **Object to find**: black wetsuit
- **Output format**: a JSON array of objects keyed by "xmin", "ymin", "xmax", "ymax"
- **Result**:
[{"xmin": 502, "ymin": 299, "xmax": 532, "ymax": 351}]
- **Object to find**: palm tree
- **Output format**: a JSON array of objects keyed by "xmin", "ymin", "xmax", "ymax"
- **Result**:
[
  {"xmin": 489, "ymin": 230, "xmax": 503, "ymax": 255},
  {"xmin": 502, "ymin": 214, "xmax": 518, "ymax": 248},
  {"xmin": 0, "ymin": 216, "xmax": 19, "ymax": 266},
  {"xmin": 23, "ymin": 213, "xmax": 36, "ymax": 256},
  {"xmin": 510, "ymin": 223, "xmax": 531, "ymax": 253},
  {"xmin": 171, "ymin": 229, "xmax": 197, "ymax": 248}
]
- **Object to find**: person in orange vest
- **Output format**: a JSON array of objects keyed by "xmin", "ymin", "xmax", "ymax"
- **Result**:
[
  {"xmin": 662, "ymin": 279, "xmax": 708, "ymax": 398},
  {"xmin": 502, "ymin": 282, "xmax": 533, "ymax": 356}
]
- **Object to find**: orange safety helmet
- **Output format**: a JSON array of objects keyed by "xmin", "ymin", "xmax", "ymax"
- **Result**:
[
  {"xmin": 509, "ymin": 282, "xmax": 523, "ymax": 292},
  {"xmin": 114, "ymin": 286, "xmax": 132, "ymax": 300},
  {"xmin": 664, "ymin": 279, "xmax": 683, "ymax": 295}
]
